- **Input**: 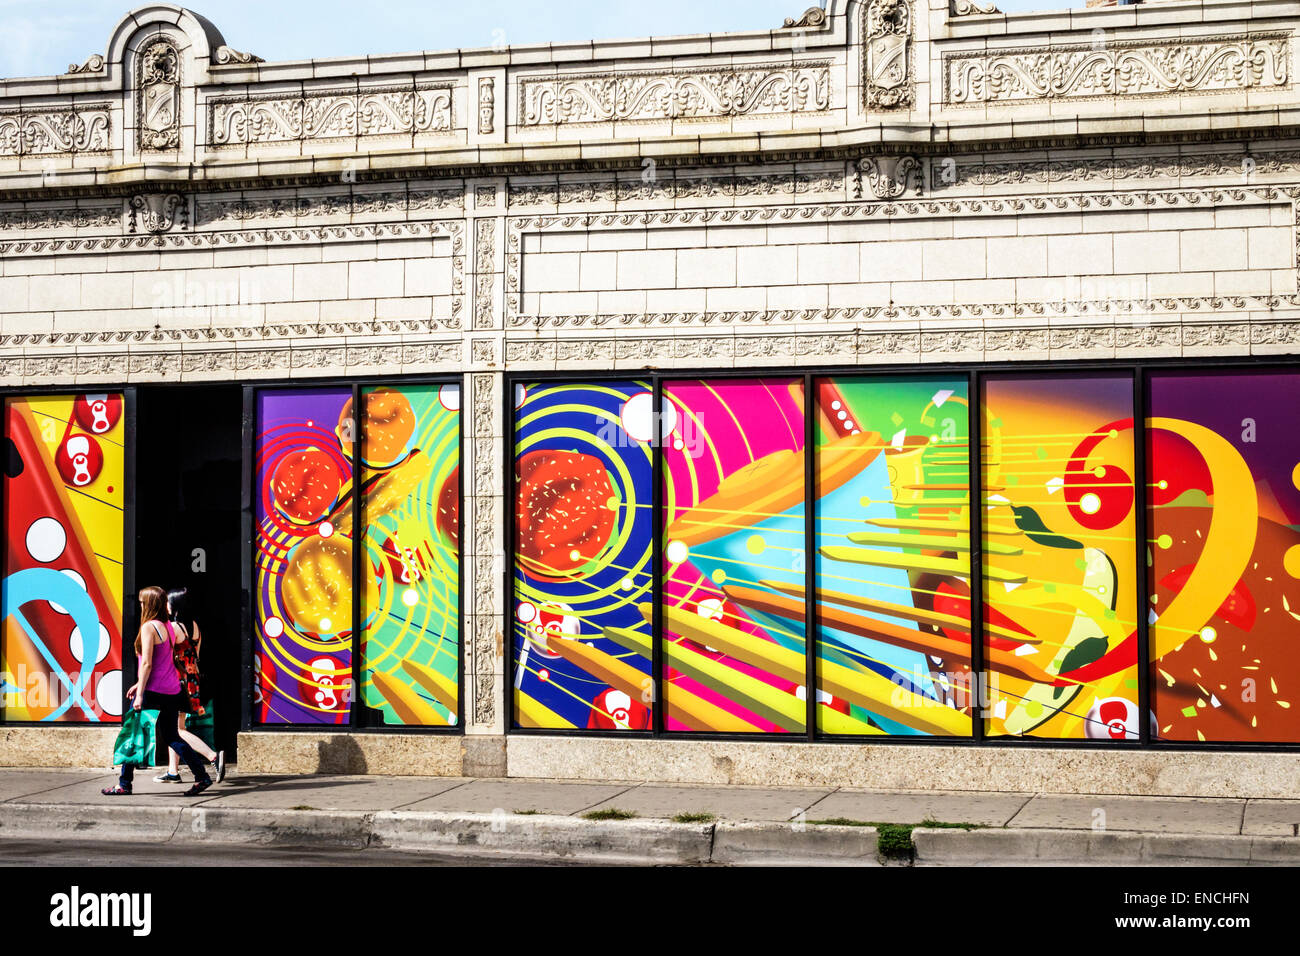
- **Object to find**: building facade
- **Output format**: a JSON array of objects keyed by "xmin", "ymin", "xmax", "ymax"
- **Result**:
[{"xmin": 2, "ymin": 0, "xmax": 1299, "ymax": 796}]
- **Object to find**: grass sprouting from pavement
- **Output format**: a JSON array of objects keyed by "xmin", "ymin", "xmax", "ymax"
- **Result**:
[
  {"xmin": 808, "ymin": 817, "xmax": 987, "ymax": 861},
  {"xmin": 583, "ymin": 808, "xmax": 638, "ymax": 821},
  {"xmin": 672, "ymin": 811, "xmax": 716, "ymax": 824},
  {"xmin": 513, "ymin": 809, "xmax": 540, "ymax": 815}
]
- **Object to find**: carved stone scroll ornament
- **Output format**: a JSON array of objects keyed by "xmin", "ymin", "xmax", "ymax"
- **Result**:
[
  {"xmin": 864, "ymin": 0, "xmax": 913, "ymax": 110},
  {"xmin": 854, "ymin": 155, "xmax": 922, "ymax": 199},
  {"xmin": 127, "ymin": 193, "xmax": 188, "ymax": 235},
  {"xmin": 67, "ymin": 54, "xmax": 105, "ymax": 75},
  {"xmin": 952, "ymin": 0, "xmax": 1000, "ymax": 14},
  {"xmin": 946, "ymin": 34, "xmax": 1290, "ymax": 103},
  {"xmin": 783, "ymin": 6, "xmax": 828, "ymax": 28},
  {"xmin": 520, "ymin": 63, "xmax": 830, "ymax": 125},
  {"xmin": 137, "ymin": 39, "xmax": 181, "ymax": 150},
  {"xmin": 213, "ymin": 45, "xmax": 264, "ymax": 65}
]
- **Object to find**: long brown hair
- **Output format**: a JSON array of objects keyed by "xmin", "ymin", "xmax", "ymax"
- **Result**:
[{"xmin": 135, "ymin": 586, "xmax": 168, "ymax": 656}]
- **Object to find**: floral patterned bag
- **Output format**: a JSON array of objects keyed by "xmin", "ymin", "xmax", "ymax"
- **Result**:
[{"xmin": 171, "ymin": 625, "xmax": 205, "ymax": 717}]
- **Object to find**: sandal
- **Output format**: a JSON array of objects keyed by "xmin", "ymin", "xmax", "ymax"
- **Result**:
[
  {"xmin": 101, "ymin": 785, "xmax": 132, "ymax": 796},
  {"xmin": 183, "ymin": 779, "xmax": 212, "ymax": 797}
]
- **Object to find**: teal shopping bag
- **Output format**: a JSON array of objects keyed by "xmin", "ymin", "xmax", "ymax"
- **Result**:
[
  {"xmin": 111, "ymin": 709, "xmax": 157, "ymax": 766},
  {"xmin": 184, "ymin": 701, "xmax": 215, "ymax": 751}
]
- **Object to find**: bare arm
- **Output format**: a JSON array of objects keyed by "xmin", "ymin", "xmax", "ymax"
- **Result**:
[{"xmin": 132, "ymin": 623, "xmax": 157, "ymax": 710}]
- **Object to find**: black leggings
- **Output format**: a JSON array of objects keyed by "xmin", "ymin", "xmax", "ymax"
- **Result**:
[{"xmin": 119, "ymin": 691, "xmax": 208, "ymax": 788}]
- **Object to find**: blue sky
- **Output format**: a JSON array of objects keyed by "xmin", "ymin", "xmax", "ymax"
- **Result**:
[{"xmin": 1, "ymin": 0, "xmax": 1063, "ymax": 79}]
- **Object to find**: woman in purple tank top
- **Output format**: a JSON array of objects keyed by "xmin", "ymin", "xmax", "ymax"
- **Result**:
[{"xmin": 103, "ymin": 587, "xmax": 217, "ymax": 796}]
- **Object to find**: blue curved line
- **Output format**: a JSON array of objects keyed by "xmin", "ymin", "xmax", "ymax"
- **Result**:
[{"xmin": 2, "ymin": 568, "xmax": 104, "ymax": 721}]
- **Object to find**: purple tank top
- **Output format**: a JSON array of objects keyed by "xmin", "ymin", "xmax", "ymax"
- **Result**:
[{"xmin": 143, "ymin": 621, "xmax": 181, "ymax": 696}]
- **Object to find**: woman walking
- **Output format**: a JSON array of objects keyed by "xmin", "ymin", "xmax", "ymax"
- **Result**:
[
  {"xmin": 154, "ymin": 587, "xmax": 225, "ymax": 784},
  {"xmin": 103, "ymin": 586, "xmax": 216, "ymax": 797}
]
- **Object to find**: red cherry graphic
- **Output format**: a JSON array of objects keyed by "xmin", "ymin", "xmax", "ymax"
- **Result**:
[{"xmin": 270, "ymin": 448, "xmax": 342, "ymax": 525}]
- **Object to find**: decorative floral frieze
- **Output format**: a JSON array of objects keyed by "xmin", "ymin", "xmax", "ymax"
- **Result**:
[
  {"xmin": 208, "ymin": 83, "xmax": 455, "ymax": 147},
  {"xmin": 933, "ymin": 150, "xmax": 1300, "ymax": 189},
  {"xmin": 864, "ymin": 0, "xmax": 913, "ymax": 110},
  {"xmin": 193, "ymin": 185, "xmax": 464, "ymax": 226},
  {"xmin": 508, "ymin": 168, "xmax": 845, "ymax": 207},
  {"xmin": 500, "ymin": 319, "xmax": 1300, "ymax": 371},
  {"xmin": 470, "ymin": 371, "xmax": 500, "ymax": 727},
  {"xmin": 475, "ymin": 218, "xmax": 497, "ymax": 330},
  {"xmin": 0, "ymin": 105, "xmax": 111, "ymax": 158},
  {"xmin": 518, "ymin": 61, "xmax": 830, "ymax": 126},
  {"xmin": 0, "ymin": 205, "xmax": 120, "ymax": 233},
  {"xmin": 945, "ymin": 33, "xmax": 1290, "ymax": 104}
]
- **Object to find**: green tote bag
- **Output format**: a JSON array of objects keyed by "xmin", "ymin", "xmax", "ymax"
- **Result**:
[{"xmin": 111, "ymin": 709, "xmax": 158, "ymax": 767}]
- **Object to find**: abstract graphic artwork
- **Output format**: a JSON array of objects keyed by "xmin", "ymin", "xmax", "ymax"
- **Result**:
[
  {"xmin": 359, "ymin": 385, "xmax": 461, "ymax": 726},
  {"xmin": 513, "ymin": 381, "xmax": 654, "ymax": 730},
  {"xmin": 813, "ymin": 378, "xmax": 973, "ymax": 736},
  {"xmin": 1148, "ymin": 372, "xmax": 1300, "ymax": 742},
  {"xmin": 2, "ymin": 394, "xmax": 125, "ymax": 722},
  {"xmin": 256, "ymin": 385, "xmax": 462, "ymax": 726},
  {"xmin": 255, "ymin": 389, "xmax": 356, "ymax": 725},
  {"xmin": 661, "ymin": 379, "xmax": 807, "ymax": 733},
  {"xmin": 981, "ymin": 375, "xmax": 1139, "ymax": 739}
]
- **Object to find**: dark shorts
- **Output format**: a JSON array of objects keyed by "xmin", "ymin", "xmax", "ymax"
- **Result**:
[{"xmin": 140, "ymin": 690, "xmax": 190, "ymax": 715}]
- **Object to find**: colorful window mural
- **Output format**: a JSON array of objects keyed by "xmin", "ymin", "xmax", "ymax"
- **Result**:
[
  {"xmin": 814, "ymin": 378, "xmax": 973, "ymax": 737},
  {"xmin": 254, "ymin": 384, "xmax": 462, "ymax": 727},
  {"xmin": 255, "ymin": 389, "xmax": 356, "ymax": 725},
  {"xmin": 2, "ymin": 394, "xmax": 126, "ymax": 722},
  {"xmin": 661, "ymin": 379, "xmax": 807, "ymax": 734},
  {"xmin": 509, "ymin": 368, "xmax": 1300, "ymax": 747},
  {"xmin": 359, "ymin": 385, "xmax": 461, "ymax": 726},
  {"xmin": 981, "ymin": 375, "xmax": 1139, "ymax": 740},
  {"xmin": 1148, "ymin": 372, "xmax": 1300, "ymax": 743},
  {"xmin": 513, "ymin": 381, "xmax": 655, "ymax": 730}
]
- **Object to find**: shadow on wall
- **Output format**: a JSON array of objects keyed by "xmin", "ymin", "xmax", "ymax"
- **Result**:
[{"xmin": 317, "ymin": 737, "xmax": 368, "ymax": 775}]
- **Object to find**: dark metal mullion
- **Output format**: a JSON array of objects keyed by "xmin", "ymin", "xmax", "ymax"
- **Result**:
[
  {"xmin": 1134, "ymin": 367, "xmax": 1152, "ymax": 746},
  {"xmin": 456, "ymin": 376, "xmax": 467, "ymax": 732},
  {"xmin": 969, "ymin": 371, "xmax": 986, "ymax": 744},
  {"xmin": 804, "ymin": 374, "xmax": 816, "ymax": 741},
  {"xmin": 350, "ymin": 383, "xmax": 363, "ymax": 728},
  {"xmin": 239, "ymin": 386, "xmax": 255, "ymax": 734},
  {"xmin": 122, "ymin": 388, "xmax": 139, "ymax": 723},
  {"xmin": 504, "ymin": 375, "xmax": 517, "ymax": 732},
  {"xmin": 652, "ymin": 375, "xmax": 665, "ymax": 736}
]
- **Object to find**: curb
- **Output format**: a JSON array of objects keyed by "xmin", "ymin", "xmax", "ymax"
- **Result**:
[
  {"xmin": 1, "ymin": 803, "xmax": 1294, "ymax": 865},
  {"xmin": 711, "ymin": 822, "xmax": 881, "ymax": 866},
  {"xmin": 370, "ymin": 811, "xmax": 713, "ymax": 864},
  {"xmin": 912, "ymin": 827, "xmax": 1300, "ymax": 866}
]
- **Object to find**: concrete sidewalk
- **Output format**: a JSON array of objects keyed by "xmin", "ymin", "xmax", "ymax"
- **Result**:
[{"xmin": 1, "ymin": 767, "xmax": 1298, "ymax": 865}]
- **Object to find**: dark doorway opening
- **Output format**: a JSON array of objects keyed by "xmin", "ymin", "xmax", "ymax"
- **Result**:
[{"xmin": 136, "ymin": 385, "xmax": 242, "ymax": 760}]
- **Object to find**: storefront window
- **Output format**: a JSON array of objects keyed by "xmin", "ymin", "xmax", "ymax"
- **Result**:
[
  {"xmin": 2, "ymin": 394, "xmax": 126, "ymax": 723},
  {"xmin": 512, "ymin": 381, "xmax": 655, "ymax": 730},
  {"xmin": 1147, "ymin": 371, "xmax": 1300, "ymax": 743},
  {"xmin": 981, "ymin": 374, "xmax": 1139, "ymax": 740}
]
